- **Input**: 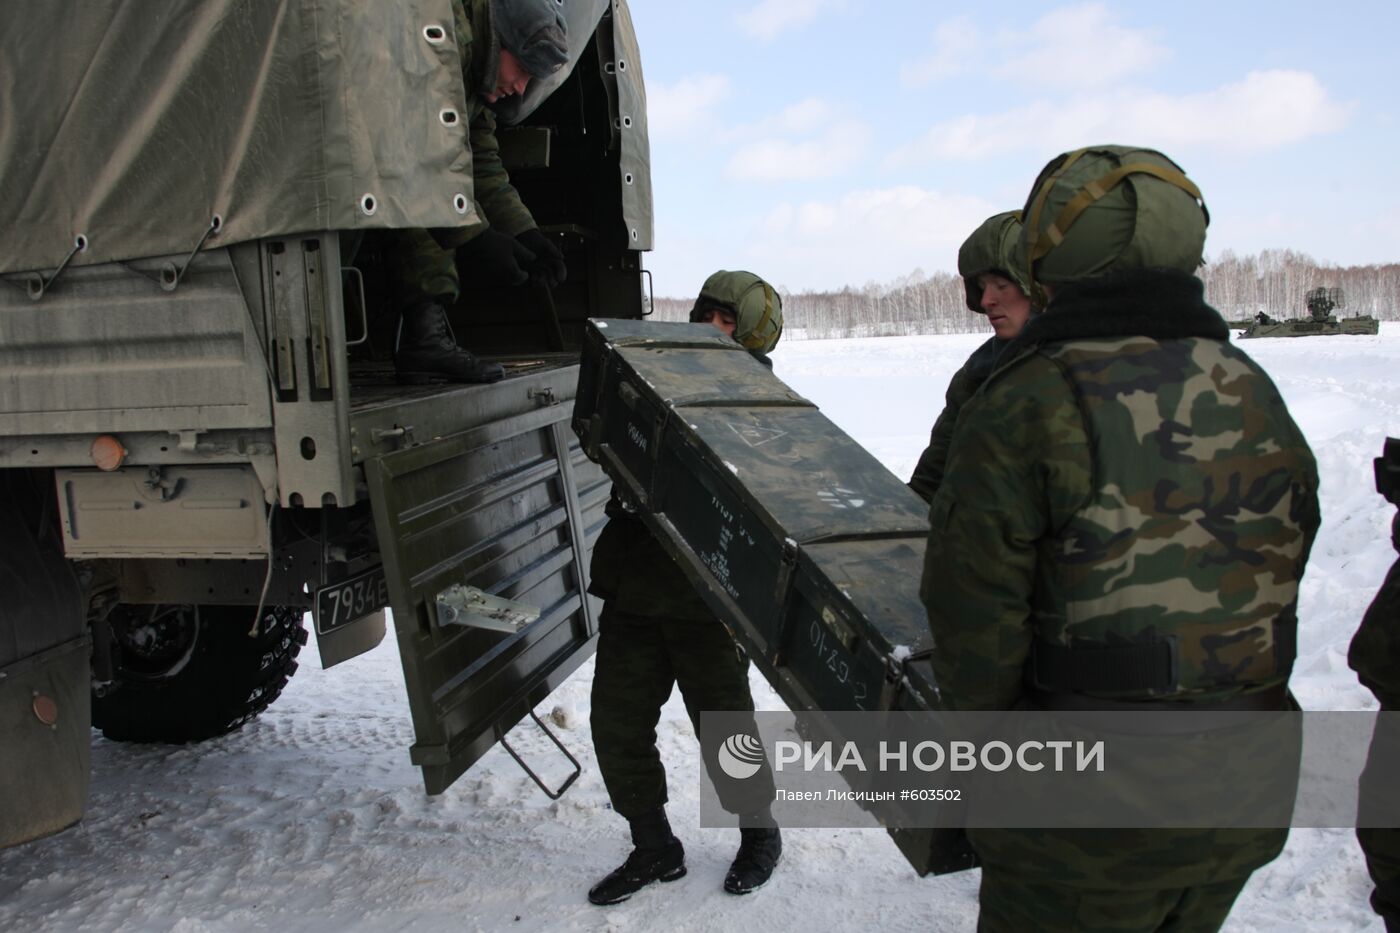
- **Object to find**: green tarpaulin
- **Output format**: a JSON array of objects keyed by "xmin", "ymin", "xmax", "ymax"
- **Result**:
[{"xmin": 0, "ymin": 0, "xmax": 649, "ymax": 275}]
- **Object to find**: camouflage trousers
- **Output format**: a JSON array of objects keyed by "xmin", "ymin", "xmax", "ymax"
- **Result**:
[
  {"xmin": 590, "ymin": 605, "xmax": 775, "ymax": 821},
  {"xmin": 976, "ymin": 868, "xmax": 1250, "ymax": 933},
  {"xmin": 385, "ymin": 228, "xmax": 461, "ymax": 308}
]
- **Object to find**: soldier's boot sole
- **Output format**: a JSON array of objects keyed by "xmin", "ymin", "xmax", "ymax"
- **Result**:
[
  {"xmin": 587, "ymin": 863, "xmax": 686, "ymax": 906},
  {"xmin": 587, "ymin": 838, "xmax": 687, "ymax": 906}
]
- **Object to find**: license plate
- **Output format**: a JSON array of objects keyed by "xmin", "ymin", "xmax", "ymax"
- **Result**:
[{"xmin": 314, "ymin": 565, "xmax": 389, "ymax": 635}]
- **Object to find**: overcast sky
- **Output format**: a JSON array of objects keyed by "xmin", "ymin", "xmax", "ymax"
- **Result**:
[{"xmin": 626, "ymin": 0, "xmax": 1399, "ymax": 296}]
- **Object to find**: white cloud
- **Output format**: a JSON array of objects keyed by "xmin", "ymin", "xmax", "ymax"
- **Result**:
[
  {"xmin": 899, "ymin": 16, "xmax": 977, "ymax": 87},
  {"xmin": 725, "ymin": 120, "xmax": 871, "ymax": 181},
  {"xmin": 772, "ymin": 98, "xmax": 834, "ymax": 135},
  {"xmin": 646, "ymin": 74, "xmax": 732, "ymax": 141},
  {"xmin": 741, "ymin": 186, "xmax": 999, "ymax": 290},
  {"xmin": 737, "ymin": 0, "xmax": 846, "ymax": 42},
  {"xmin": 999, "ymin": 4, "xmax": 1169, "ymax": 88},
  {"xmin": 902, "ymin": 3, "xmax": 1168, "ymax": 89},
  {"xmin": 885, "ymin": 70, "xmax": 1352, "ymax": 165}
]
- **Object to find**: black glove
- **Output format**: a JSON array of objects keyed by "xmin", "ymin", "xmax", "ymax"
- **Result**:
[
  {"xmin": 515, "ymin": 228, "xmax": 568, "ymax": 288},
  {"xmin": 457, "ymin": 228, "xmax": 533, "ymax": 287}
]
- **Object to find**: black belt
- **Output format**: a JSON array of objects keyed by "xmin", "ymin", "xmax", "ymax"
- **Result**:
[
  {"xmin": 1029, "ymin": 620, "xmax": 1297, "ymax": 697},
  {"xmin": 1029, "ymin": 637, "xmax": 1177, "ymax": 694}
]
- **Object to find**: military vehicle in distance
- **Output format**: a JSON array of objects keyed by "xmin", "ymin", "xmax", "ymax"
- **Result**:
[
  {"xmin": 0, "ymin": 0, "xmax": 650, "ymax": 848},
  {"xmin": 1237, "ymin": 287, "xmax": 1381, "ymax": 338}
]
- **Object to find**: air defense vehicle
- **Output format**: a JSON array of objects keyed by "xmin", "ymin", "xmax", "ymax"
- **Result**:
[
  {"xmin": 0, "ymin": 0, "xmax": 650, "ymax": 848},
  {"xmin": 1238, "ymin": 287, "xmax": 1380, "ymax": 338}
]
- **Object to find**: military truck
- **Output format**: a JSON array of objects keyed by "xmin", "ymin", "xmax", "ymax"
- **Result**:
[
  {"xmin": 1237, "ymin": 286, "xmax": 1381, "ymax": 338},
  {"xmin": 0, "ymin": 0, "xmax": 650, "ymax": 848}
]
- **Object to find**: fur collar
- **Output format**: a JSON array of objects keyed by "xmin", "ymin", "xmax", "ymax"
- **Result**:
[{"xmin": 1003, "ymin": 269, "xmax": 1228, "ymax": 359}]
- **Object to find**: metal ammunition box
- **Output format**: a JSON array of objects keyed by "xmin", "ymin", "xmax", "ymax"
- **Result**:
[{"xmin": 574, "ymin": 319, "xmax": 975, "ymax": 875}]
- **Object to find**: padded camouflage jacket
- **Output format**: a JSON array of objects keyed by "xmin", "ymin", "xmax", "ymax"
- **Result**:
[
  {"xmin": 921, "ymin": 269, "xmax": 1319, "ymax": 711},
  {"xmin": 909, "ymin": 336, "xmax": 1003, "ymax": 504},
  {"xmin": 920, "ymin": 268, "xmax": 1320, "ymax": 887}
]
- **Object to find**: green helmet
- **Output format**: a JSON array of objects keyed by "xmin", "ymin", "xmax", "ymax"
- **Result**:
[
  {"xmin": 689, "ymin": 270, "xmax": 784, "ymax": 354},
  {"xmin": 1019, "ymin": 145, "xmax": 1209, "ymax": 301},
  {"xmin": 958, "ymin": 210, "xmax": 1028, "ymax": 313}
]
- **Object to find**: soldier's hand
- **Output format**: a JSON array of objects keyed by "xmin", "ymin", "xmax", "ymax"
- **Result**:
[
  {"xmin": 516, "ymin": 229, "xmax": 567, "ymax": 288},
  {"xmin": 457, "ymin": 228, "xmax": 533, "ymax": 287}
]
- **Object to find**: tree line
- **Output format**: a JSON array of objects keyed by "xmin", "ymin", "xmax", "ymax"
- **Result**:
[{"xmin": 649, "ymin": 250, "xmax": 1399, "ymax": 340}]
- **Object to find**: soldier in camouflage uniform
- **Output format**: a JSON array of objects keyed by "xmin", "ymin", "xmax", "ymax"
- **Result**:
[
  {"xmin": 588, "ymin": 271, "xmax": 784, "ymax": 906},
  {"xmin": 920, "ymin": 145, "xmax": 1320, "ymax": 932},
  {"xmin": 909, "ymin": 211, "xmax": 1032, "ymax": 503},
  {"xmin": 1350, "ymin": 439, "xmax": 1400, "ymax": 931},
  {"xmin": 387, "ymin": 0, "xmax": 571, "ymax": 384}
]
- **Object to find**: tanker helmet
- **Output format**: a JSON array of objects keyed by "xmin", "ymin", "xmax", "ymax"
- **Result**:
[
  {"xmin": 958, "ymin": 211, "xmax": 1028, "ymax": 313},
  {"xmin": 1019, "ymin": 145, "xmax": 1209, "ymax": 302},
  {"xmin": 689, "ymin": 270, "xmax": 784, "ymax": 354}
]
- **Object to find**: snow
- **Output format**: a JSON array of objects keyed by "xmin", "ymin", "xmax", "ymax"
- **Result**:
[{"xmin": 3, "ymin": 328, "xmax": 1397, "ymax": 932}]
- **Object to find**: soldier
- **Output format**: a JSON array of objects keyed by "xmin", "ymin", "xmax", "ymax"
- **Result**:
[
  {"xmin": 908, "ymin": 211, "xmax": 1032, "ymax": 503},
  {"xmin": 1350, "ymin": 438, "xmax": 1400, "ymax": 931},
  {"xmin": 587, "ymin": 271, "xmax": 784, "ymax": 905},
  {"xmin": 386, "ymin": 0, "xmax": 571, "ymax": 385},
  {"xmin": 920, "ymin": 145, "xmax": 1320, "ymax": 931}
]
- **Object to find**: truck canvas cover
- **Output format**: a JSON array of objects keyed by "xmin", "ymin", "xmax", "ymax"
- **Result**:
[
  {"xmin": 0, "ymin": 0, "xmax": 650, "ymax": 276},
  {"xmin": 573, "ymin": 320, "xmax": 975, "ymax": 874}
]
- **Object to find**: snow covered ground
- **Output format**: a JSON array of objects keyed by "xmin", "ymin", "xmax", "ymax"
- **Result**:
[{"xmin": 2, "ymin": 327, "xmax": 1397, "ymax": 932}]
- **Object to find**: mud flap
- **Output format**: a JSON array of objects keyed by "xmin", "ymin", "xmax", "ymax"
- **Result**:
[
  {"xmin": 0, "ymin": 469, "xmax": 90, "ymax": 848},
  {"xmin": 364, "ymin": 383, "xmax": 608, "ymax": 794},
  {"xmin": 0, "ymin": 637, "xmax": 92, "ymax": 847}
]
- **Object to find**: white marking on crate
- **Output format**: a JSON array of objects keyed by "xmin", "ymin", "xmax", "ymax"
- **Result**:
[
  {"xmin": 727, "ymin": 422, "xmax": 787, "ymax": 447},
  {"xmin": 817, "ymin": 487, "xmax": 865, "ymax": 509}
]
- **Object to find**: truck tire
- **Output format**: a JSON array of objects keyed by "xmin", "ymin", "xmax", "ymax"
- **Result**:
[{"xmin": 92, "ymin": 603, "xmax": 308, "ymax": 743}]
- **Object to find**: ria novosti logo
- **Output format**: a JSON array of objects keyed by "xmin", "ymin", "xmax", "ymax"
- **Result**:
[{"xmin": 718, "ymin": 733, "xmax": 765, "ymax": 780}]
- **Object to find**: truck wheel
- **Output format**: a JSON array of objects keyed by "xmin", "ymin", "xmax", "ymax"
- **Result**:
[{"xmin": 91, "ymin": 603, "xmax": 308, "ymax": 743}]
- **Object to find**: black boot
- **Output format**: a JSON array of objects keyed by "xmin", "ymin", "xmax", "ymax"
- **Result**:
[
  {"xmin": 394, "ymin": 300, "xmax": 504, "ymax": 385},
  {"xmin": 587, "ymin": 808, "xmax": 686, "ymax": 905},
  {"xmin": 724, "ymin": 826, "xmax": 781, "ymax": 895}
]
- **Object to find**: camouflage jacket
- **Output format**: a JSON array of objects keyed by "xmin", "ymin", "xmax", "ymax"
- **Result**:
[
  {"xmin": 921, "ymin": 270, "xmax": 1319, "ymax": 710},
  {"xmin": 921, "ymin": 269, "xmax": 1319, "ymax": 886},
  {"xmin": 909, "ymin": 336, "xmax": 1003, "ymax": 503},
  {"xmin": 440, "ymin": 0, "xmax": 537, "ymax": 246}
]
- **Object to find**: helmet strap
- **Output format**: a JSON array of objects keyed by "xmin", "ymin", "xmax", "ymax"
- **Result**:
[{"xmin": 1024, "ymin": 148, "xmax": 1090, "ymax": 306}]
